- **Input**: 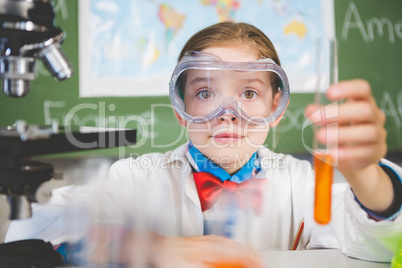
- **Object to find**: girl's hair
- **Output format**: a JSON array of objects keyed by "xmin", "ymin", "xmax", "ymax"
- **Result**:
[{"xmin": 178, "ymin": 21, "xmax": 281, "ymax": 65}]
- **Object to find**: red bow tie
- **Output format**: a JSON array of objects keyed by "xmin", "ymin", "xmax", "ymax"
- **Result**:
[{"xmin": 193, "ymin": 172, "xmax": 267, "ymax": 214}]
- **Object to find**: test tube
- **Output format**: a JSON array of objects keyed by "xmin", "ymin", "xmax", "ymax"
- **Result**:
[{"xmin": 313, "ymin": 38, "xmax": 338, "ymax": 225}]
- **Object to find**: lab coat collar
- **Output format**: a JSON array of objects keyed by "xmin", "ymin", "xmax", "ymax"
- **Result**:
[
  {"xmin": 169, "ymin": 143, "xmax": 281, "ymax": 236},
  {"xmin": 168, "ymin": 143, "xmax": 203, "ymax": 235},
  {"xmin": 164, "ymin": 143, "xmax": 201, "ymax": 209},
  {"xmin": 168, "ymin": 142, "xmax": 277, "ymax": 167},
  {"xmin": 165, "ymin": 142, "xmax": 189, "ymax": 165}
]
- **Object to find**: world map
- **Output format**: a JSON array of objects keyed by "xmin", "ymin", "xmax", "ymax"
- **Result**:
[{"xmin": 81, "ymin": 0, "xmax": 330, "ymax": 96}]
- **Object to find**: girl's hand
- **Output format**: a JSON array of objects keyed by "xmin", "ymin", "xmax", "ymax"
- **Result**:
[
  {"xmin": 88, "ymin": 224, "xmax": 264, "ymax": 268},
  {"xmin": 305, "ymin": 79, "xmax": 393, "ymax": 213},
  {"xmin": 305, "ymin": 79, "xmax": 387, "ymax": 175},
  {"xmin": 154, "ymin": 235, "xmax": 265, "ymax": 268}
]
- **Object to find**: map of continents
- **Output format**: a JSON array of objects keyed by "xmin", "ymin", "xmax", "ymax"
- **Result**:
[{"xmin": 84, "ymin": 0, "xmax": 327, "ymax": 96}]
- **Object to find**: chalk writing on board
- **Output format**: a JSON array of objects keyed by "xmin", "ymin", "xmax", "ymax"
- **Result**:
[
  {"xmin": 380, "ymin": 90, "xmax": 402, "ymax": 129},
  {"xmin": 54, "ymin": 0, "xmax": 69, "ymax": 21},
  {"xmin": 341, "ymin": 2, "xmax": 402, "ymax": 43}
]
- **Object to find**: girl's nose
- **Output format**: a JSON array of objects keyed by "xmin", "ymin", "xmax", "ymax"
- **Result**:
[{"xmin": 219, "ymin": 113, "xmax": 238, "ymax": 123}]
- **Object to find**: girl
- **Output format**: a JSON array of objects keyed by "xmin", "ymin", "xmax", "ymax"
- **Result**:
[{"xmin": 108, "ymin": 21, "xmax": 402, "ymax": 267}]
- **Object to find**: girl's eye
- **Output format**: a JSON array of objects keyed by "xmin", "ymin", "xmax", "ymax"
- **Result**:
[
  {"xmin": 197, "ymin": 89, "xmax": 213, "ymax": 99},
  {"xmin": 242, "ymin": 90, "xmax": 257, "ymax": 99}
]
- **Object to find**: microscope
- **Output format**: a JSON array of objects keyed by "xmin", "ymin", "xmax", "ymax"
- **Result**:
[
  {"xmin": 0, "ymin": 0, "xmax": 136, "ymax": 220},
  {"xmin": 0, "ymin": 1, "xmax": 136, "ymax": 265}
]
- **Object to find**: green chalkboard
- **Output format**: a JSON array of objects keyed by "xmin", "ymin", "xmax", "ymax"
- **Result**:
[
  {"xmin": 334, "ymin": 0, "xmax": 402, "ymax": 151},
  {"xmin": 0, "ymin": 0, "xmax": 401, "ymax": 157}
]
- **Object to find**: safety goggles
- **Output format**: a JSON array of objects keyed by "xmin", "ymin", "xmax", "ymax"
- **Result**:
[{"xmin": 169, "ymin": 51, "xmax": 290, "ymax": 125}]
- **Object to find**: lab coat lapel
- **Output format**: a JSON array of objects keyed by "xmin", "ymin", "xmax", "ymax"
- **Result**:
[
  {"xmin": 181, "ymin": 169, "xmax": 204, "ymax": 236},
  {"xmin": 169, "ymin": 143, "xmax": 203, "ymax": 236}
]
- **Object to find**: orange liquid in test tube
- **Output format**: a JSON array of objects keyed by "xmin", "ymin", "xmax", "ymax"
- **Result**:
[{"xmin": 314, "ymin": 153, "xmax": 333, "ymax": 224}]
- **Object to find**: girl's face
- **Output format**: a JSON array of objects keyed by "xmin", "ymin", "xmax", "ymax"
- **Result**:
[{"xmin": 177, "ymin": 45, "xmax": 274, "ymax": 174}]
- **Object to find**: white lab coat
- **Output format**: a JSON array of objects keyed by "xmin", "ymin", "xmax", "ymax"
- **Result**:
[
  {"xmin": 5, "ymin": 143, "xmax": 402, "ymax": 262},
  {"xmin": 107, "ymin": 143, "xmax": 402, "ymax": 262}
]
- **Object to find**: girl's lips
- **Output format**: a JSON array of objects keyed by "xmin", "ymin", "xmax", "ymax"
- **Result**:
[{"xmin": 212, "ymin": 133, "xmax": 243, "ymax": 143}]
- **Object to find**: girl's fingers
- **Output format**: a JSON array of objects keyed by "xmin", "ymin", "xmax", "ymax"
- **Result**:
[
  {"xmin": 327, "ymin": 79, "xmax": 375, "ymax": 103},
  {"xmin": 196, "ymin": 235, "xmax": 264, "ymax": 267},
  {"xmin": 338, "ymin": 101, "xmax": 382, "ymax": 124},
  {"xmin": 306, "ymin": 79, "xmax": 388, "ymax": 175},
  {"xmin": 317, "ymin": 124, "xmax": 387, "ymax": 146},
  {"xmin": 305, "ymin": 79, "xmax": 385, "ymax": 127},
  {"xmin": 306, "ymin": 101, "xmax": 383, "ymax": 125},
  {"xmin": 316, "ymin": 124, "xmax": 387, "ymax": 168},
  {"xmin": 336, "ymin": 143, "xmax": 387, "ymax": 164},
  {"xmin": 156, "ymin": 235, "xmax": 265, "ymax": 268}
]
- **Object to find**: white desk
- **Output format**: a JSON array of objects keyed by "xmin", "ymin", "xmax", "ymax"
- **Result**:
[
  {"xmin": 260, "ymin": 249, "xmax": 390, "ymax": 268},
  {"xmin": 59, "ymin": 249, "xmax": 390, "ymax": 267}
]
